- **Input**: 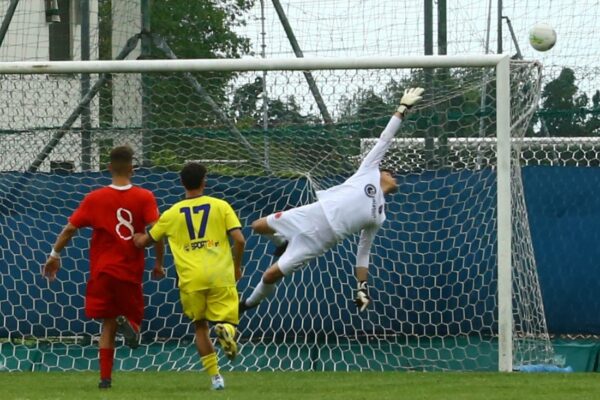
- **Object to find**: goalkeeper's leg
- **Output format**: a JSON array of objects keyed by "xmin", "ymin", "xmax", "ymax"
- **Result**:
[
  {"xmin": 240, "ymin": 263, "xmax": 284, "ymax": 312},
  {"xmin": 240, "ymin": 217, "xmax": 287, "ymax": 312},
  {"xmin": 252, "ymin": 217, "xmax": 287, "ymax": 256},
  {"xmin": 241, "ymin": 203, "xmax": 338, "ymax": 313}
]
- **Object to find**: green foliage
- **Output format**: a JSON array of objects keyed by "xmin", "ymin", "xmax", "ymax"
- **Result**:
[
  {"xmin": 540, "ymin": 68, "xmax": 589, "ymax": 136},
  {"xmin": 97, "ymin": 138, "xmax": 114, "ymax": 170},
  {"xmin": 335, "ymin": 66, "xmax": 600, "ymax": 140},
  {"xmin": 232, "ymin": 77, "xmax": 320, "ymax": 128},
  {"xmin": 148, "ymin": 123, "xmax": 356, "ymax": 175},
  {"xmin": 145, "ymin": 1, "xmax": 256, "ymax": 129},
  {"xmin": 336, "ymin": 68, "xmax": 496, "ymax": 141},
  {"xmin": 538, "ymin": 67, "xmax": 600, "ymax": 136},
  {"xmin": 151, "ymin": 148, "xmax": 184, "ymax": 171},
  {"xmin": 149, "ymin": 1, "xmax": 254, "ymax": 60},
  {"xmin": 339, "ymin": 89, "xmax": 390, "ymax": 126},
  {"xmin": 588, "ymin": 91, "xmax": 600, "ymax": 135}
]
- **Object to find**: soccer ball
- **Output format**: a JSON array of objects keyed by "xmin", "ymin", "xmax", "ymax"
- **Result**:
[{"xmin": 529, "ymin": 23, "xmax": 557, "ymax": 52}]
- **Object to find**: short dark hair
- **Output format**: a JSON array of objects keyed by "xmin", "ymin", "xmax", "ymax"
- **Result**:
[
  {"xmin": 180, "ymin": 162, "xmax": 207, "ymax": 190},
  {"xmin": 380, "ymin": 167, "xmax": 396, "ymax": 176},
  {"xmin": 109, "ymin": 145, "xmax": 134, "ymax": 175}
]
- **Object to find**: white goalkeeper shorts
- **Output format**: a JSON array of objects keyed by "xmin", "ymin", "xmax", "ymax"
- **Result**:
[{"xmin": 266, "ymin": 201, "xmax": 338, "ymax": 276}]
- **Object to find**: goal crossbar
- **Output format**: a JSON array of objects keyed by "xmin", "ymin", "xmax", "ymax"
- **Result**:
[{"xmin": 0, "ymin": 55, "xmax": 507, "ymax": 74}]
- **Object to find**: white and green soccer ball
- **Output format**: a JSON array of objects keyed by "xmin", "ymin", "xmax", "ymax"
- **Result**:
[{"xmin": 529, "ymin": 23, "xmax": 557, "ymax": 52}]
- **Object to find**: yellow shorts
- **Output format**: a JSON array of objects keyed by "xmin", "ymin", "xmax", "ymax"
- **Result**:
[{"xmin": 179, "ymin": 286, "xmax": 239, "ymax": 324}]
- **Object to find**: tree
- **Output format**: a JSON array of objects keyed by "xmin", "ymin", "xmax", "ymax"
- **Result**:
[
  {"xmin": 231, "ymin": 77, "xmax": 264, "ymax": 128},
  {"xmin": 539, "ymin": 68, "xmax": 589, "ymax": 136},
  {"xmin": 267, "ymin": 96, "xmax": 319, "ymax": 127},
  {"xmin": 231, "ymin": 77, "xmax": 319, "ymax": 128},
  {"xmin": 147, "ymin": 1, "xmax": 256, "ymax": 129},
  {"xmin": 149, "ymin": 1, "xmax": 254, "ymax": 60},
  {"xmin": 585, "ymin": 90, "xmax": 600, "ymax": 136},
  {"xmin": 337, "ymin": 68, "xmax": 492, "ymax": 139},
  {"xmin": 339, "ymin": 89, "xmax": 389, "ymax": 125}
]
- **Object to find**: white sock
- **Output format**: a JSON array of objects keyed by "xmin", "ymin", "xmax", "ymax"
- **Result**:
[
  {"xmin": 245, "ymin": 280, "xmax": 277, "ymax": 307},
  {"xmin": 265, "ymin": 233, "xmax": 286, "ymax": 247}
]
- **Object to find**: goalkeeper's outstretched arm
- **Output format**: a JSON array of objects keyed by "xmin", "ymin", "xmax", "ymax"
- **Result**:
[
  {"xmin": 354, "ymin": 226, "xmax": 378, "ymax": 312},
  {"xmin": 359, "ymin": 87, "xmax": 424, "ymax": 170}
]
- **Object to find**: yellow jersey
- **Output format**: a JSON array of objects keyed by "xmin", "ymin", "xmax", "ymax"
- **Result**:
[{"xmin": 149, "ymin": 195, "xmax": 242, "ymax": 292}]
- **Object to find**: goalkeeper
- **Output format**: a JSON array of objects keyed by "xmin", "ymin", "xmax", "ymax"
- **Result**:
[{"xmin": 240, "ymin": 87, "xmax": 424, "ymax": 314}]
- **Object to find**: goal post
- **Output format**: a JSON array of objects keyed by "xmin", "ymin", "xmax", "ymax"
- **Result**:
[
  {"xmin": 496, "ymin": 56, "xmax": 513, "ymax": 372},
  {"xmin": 0, "ymin": 55, "xmax": 552, "ymax": 372}
]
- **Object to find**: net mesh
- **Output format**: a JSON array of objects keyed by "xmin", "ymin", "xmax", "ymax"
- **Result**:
[
  {"xmin": 0, "ymin": 60, "xmax": 554, "ymax": 371},
  {"xmin": 2, "ymin": 1, "xmax": 598, "ymax": 91}
]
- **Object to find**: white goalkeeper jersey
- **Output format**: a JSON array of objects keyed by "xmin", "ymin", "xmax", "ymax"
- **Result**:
[{"xmin": 315, "ymin": 115, "xmax": 402, "ymax": 267}]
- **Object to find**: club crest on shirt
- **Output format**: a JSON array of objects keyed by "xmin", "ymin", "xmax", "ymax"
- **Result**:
[{"xmin": 364, "ymin": 184, "xmax": 377, "ymax": 198}]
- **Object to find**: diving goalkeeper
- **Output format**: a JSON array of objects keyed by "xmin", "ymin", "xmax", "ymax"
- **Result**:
[{"xmin": 240, "ymin": 87, "xmax": 424, "ymax": 314}]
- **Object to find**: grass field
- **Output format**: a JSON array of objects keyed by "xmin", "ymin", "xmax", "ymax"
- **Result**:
[{"xmin": 1, "ymin": 371, "xmax": 599, "ymax": 400}]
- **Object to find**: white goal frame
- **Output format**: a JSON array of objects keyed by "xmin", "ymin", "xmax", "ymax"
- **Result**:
[{"xmin": 0, "ymin": 54, "xmax": 513, "ymax": 371}]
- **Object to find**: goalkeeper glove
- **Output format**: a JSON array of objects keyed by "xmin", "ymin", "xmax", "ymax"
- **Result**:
[
  {"xmin": 397, "ymin": 87, "xmax": 425, "ymax": 117},
  {"xmin": 355, "ymin": 281, "xmax": 370, "ymax": 312}
]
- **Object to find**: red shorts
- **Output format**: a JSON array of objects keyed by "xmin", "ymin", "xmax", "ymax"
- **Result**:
[{"xmin": 85, "ymin": 273, "xmax": 144, "ymax": 327}]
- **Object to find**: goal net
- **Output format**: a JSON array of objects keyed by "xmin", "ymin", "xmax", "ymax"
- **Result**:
[{"xmin": 0, "ymin": 57, "xmax": 554, "ymax": 371}]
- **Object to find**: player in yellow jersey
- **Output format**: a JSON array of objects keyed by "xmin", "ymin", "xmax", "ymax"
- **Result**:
[{"xmin": 133, "ymin": 162, "xmax": 245, "ymax": 391}]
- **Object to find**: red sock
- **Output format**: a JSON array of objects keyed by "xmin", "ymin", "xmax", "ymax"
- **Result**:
[{"xmin": 99, "ymin": 348, "xmax": 115, "ymax": 381}]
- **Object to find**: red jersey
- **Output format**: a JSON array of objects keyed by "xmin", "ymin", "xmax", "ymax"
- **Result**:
[{"xmin": 69, "ymin": 184, "xmax": 159, "ymax": 283}]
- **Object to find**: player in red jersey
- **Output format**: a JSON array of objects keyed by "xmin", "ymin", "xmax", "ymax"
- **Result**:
[{"xmin": 42, "ymin": 146, "xmax": 164, "ymax": 389}]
